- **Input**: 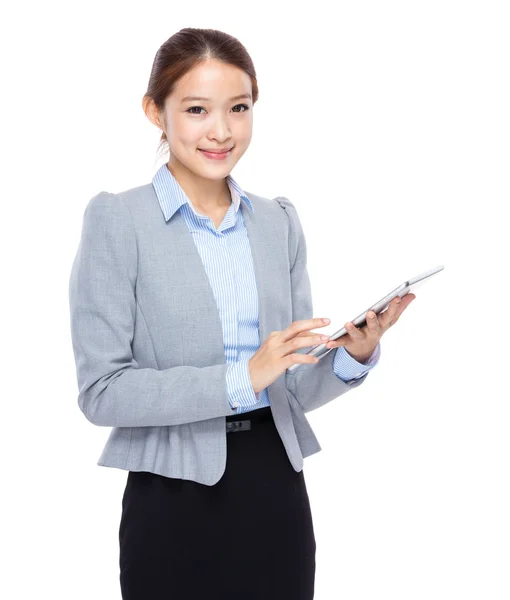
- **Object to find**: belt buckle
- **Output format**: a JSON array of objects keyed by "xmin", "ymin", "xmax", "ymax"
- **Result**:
[{"xmin": 226, "ymin": 419, "xmax": 251, "ymax": 433}]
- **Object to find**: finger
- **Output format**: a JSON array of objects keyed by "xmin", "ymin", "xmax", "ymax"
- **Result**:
[
  {"xmin": 294, "ymin": 329, "xmax": 327, "ymax": 338},
  {"xmin": 365, "ymin": 310, "xmax": 381, "ymax": 335},
  {"xmin": 402, "ymin": 293, "xmax": 416, "ymax": 308},
  {"xmin": 325, "ymin": 337, "xmax": 347, "ymax": 348},
  {"xmin": 378, "ymin": 296, "xmax": 402, "ymax": 330},
  {"xmin": 380, "ymin": 294, "xmax": 416, "ymax": 330},
  {"xmin": 344, "ymin": 321, "xmax": 364, "ymax": 339},
  {"xmin": 394, "ymin": 293, "xmax": 416, "ymax": 312},
  {"xmin": 281, "ymin": 318, "xmax": 330, "ymax": 343},
  {"xmin": 281, "ymin": 333, "xmax": 329, "ymax": 357}
]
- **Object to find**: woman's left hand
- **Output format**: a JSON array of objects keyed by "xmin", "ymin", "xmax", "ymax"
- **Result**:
[{"xmin": 325, "ymin": 293, "xmax": 417, "ymax": 363}]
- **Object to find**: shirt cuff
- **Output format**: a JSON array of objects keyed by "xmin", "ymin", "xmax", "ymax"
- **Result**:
[
  {"xmin": 226, "ymin": 359, "xmax": 260, "ymax": 409},
  {"xmin": 332, "ymin": 342, "xmax": 381, "ymax": 382}
]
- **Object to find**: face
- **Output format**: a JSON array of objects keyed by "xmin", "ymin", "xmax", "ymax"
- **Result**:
[{"xmin": 148, "ymin": 58, "xmax": 253, "ymax": 183}]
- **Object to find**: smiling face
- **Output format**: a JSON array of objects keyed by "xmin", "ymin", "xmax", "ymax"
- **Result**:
[{"xmin": 155, "ymin": 58, "xmax": 254, "ymax": 184}]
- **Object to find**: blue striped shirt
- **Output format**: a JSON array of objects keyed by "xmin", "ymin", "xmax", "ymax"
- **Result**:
[{"xmin": 152, "ymin": 164, "xmax": 381, "ymax": 414}]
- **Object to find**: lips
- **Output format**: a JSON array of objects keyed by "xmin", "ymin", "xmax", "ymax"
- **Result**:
[
  {"xmin": 199, "ymin": 147, "xmax": 233, "ymax": 160},
  {"xmin": 199, "ymin": 147, "xmax": 233, "ymax": 153}
]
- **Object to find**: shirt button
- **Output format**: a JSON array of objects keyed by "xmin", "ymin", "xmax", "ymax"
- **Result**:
[{"xmin": 232, "ymin": 401, "xmax": 240, "ymax": 408}]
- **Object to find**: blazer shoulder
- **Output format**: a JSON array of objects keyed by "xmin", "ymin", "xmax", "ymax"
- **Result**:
[
  {"xmin": 80, "ymin": 191, "xmax": 134, "ymax": 237},
  {"xmin": 115, "ymin": 182, "xmax": 156, "ymax": 210},
  {"xmin": 83, "ymin": 190, "xmax": 124, "ymax": 218},
  {"xmin": 271, "ymin": 195, "xmax": 302, "ymax": 231},
  {"xmin": 245, "ymin": 191, "xmax": 293, "ymax": 206},
  {"xmin": 273, "ymin": 195, "xmax": 295, "ymax": 211},
  {"xmin": 244, "ymin": 191, "xmax": 297, "ymax": 220},
  {"xmin": 87, "ymin": 183, "xmax": 157, "ymax": 222}
]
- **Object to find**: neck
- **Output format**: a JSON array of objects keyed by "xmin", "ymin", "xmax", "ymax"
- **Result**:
[{"xmin": 166, "ymin": 160, "xmax": 232, "ymax": 209}]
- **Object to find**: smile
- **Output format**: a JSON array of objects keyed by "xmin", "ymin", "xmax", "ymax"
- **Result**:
[{"xmin": 199, "ymin": 148, "xmax": 232, "ymax": 160}]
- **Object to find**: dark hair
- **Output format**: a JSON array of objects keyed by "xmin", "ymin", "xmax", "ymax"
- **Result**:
[{"xmin": 143, "ymin": 28, "xmax": 259, "ymax": 161}]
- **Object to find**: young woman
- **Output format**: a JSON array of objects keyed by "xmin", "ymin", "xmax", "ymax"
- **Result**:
[{"xmin": 69, "ymin": 27, "xmax": 415, "ymax": 600}]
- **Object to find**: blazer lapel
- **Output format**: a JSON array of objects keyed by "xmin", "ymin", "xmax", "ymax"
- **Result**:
[
  {"xmin": 242, "ymin": 198, "xmax": 294, "ymax": 421},
  {"xmin": 241, "ymin": 196, "xmax": 281, "ymax": 346},
  {"xmin": 155, "ymin": 189, "xmax": 293, "ymax": 420},
  {"xmin": 162, "ymin": 195, "xmax": 283, "ymax": 363}
]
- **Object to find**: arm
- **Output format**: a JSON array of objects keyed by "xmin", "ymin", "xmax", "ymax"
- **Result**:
[
  {"xmin": 226, "ymin": 360, "xmax": 260, "ymax": 408},
  {"xmin": 275, "ymin": 196, "xmax": 370, "ymax": 414},
  {"xmin": 333, "ymin": 341, "xmax": 381, "ymax": 382},
  {"xmin": 69, "ymin": 191, "xmax": 246, "ymax": 428}
]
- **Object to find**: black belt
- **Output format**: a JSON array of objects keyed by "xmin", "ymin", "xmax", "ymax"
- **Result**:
[{"xmin": 225, "ymin": 406, "xmax": 273, "ymax": 433}]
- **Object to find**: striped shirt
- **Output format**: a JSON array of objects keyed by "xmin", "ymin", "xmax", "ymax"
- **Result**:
[{"xmin": 152, "ymin": 164, "xmax": 380, "ymax": 414}]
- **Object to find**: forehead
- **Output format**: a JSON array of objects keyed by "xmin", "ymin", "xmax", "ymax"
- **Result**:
[{"xmin": 172, "ymin": 59, "xmax": 251, "ymax": 102}]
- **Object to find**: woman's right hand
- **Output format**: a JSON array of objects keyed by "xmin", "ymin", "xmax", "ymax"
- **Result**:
[{"xmin": 248, "ymin": 318, "xmax": 332, "ymax": 394}]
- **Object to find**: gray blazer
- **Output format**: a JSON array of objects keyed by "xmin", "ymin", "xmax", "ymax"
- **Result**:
[{"xmin": 68, "ymin": 184, "xmax": 369, "ymax": 485}]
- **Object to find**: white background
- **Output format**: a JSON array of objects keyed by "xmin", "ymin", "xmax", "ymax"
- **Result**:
[{"xmin": 1, "ymin": 1, "xmax": 508, "ymax": 598}]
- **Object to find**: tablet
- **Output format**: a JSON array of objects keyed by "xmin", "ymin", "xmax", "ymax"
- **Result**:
[{"xmin": 287, "ymin": 264, "xmax": 444, "ymax": 373}]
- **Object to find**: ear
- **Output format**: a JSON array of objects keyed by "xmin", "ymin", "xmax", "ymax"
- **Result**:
[{"xmin": 142, "ymin": 96, "xmax": 165, "ymax": 133}]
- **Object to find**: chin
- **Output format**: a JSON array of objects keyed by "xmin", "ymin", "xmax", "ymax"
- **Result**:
[
  {"xmin": 198, "ymin": 153, "xmax": 239, "ymax": 170},
  {"xmin": 191, "ymin": 161, "xmax": 230, "ymax": 178}
]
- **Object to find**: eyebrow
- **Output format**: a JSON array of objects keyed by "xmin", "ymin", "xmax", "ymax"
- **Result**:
[{"xmin": 180, "ymin": 93, "xmax": 252, "ymax": 103}]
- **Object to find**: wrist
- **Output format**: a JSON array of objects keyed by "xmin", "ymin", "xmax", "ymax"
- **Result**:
[{"xmin": 346, "ymin": 349, "xmax": 373, "ymax": 364}]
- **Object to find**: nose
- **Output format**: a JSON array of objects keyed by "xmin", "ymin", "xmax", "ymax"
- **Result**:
[{"xmin": 207, "ymin": 116, "xmax": 232, "ymax": 143}]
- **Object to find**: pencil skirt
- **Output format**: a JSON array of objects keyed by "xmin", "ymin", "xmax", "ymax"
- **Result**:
[{"xmin": 118, "ymin": 406, "xmax": 316, "ymax": 599}]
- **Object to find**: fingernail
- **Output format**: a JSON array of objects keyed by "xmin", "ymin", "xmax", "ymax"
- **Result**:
[
  {"xmin": 322, "ymin": 318, "xmax": 330, "ymax": 323},
  {"xmin": 396, "ymin": 297, "xmax": 401, "ymax": 304}
]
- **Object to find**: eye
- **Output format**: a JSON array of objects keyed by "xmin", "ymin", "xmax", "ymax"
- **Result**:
[
  {"xmin": 186, "ymin": 104, "xmax": 250, "ymax": 115},
  {"xmin": 187, "ymin": 106, "xmax": 206, "ymax": 115}
]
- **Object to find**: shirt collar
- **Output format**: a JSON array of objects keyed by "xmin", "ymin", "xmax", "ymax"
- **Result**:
[{"xmin": 152, "ymin": 162, "xmax": 254, "ymax": 222}]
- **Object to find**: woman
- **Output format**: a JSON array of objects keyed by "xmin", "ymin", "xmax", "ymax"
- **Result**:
[{"xmin": 68, "ymin": 27, "xmax": 415, "ymax": 600}]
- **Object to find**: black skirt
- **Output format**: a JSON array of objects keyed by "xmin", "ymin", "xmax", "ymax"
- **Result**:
[{"xmin": 118, "ymin": 406, "xmax": 316, "ymax": 599}]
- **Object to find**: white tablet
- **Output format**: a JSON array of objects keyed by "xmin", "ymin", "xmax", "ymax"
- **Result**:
[{"xmin": 287, "ymin": 264, "xmax": 444, "ymax": 373}]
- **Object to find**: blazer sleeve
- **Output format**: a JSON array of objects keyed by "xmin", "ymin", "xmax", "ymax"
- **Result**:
[
  {"xmin": 68, "ymin": 191, "xmax": 239, "ymax": 428},
  {"xmin": 275, "ymin": 196, "xmax": 370, "ymax": 414}
]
